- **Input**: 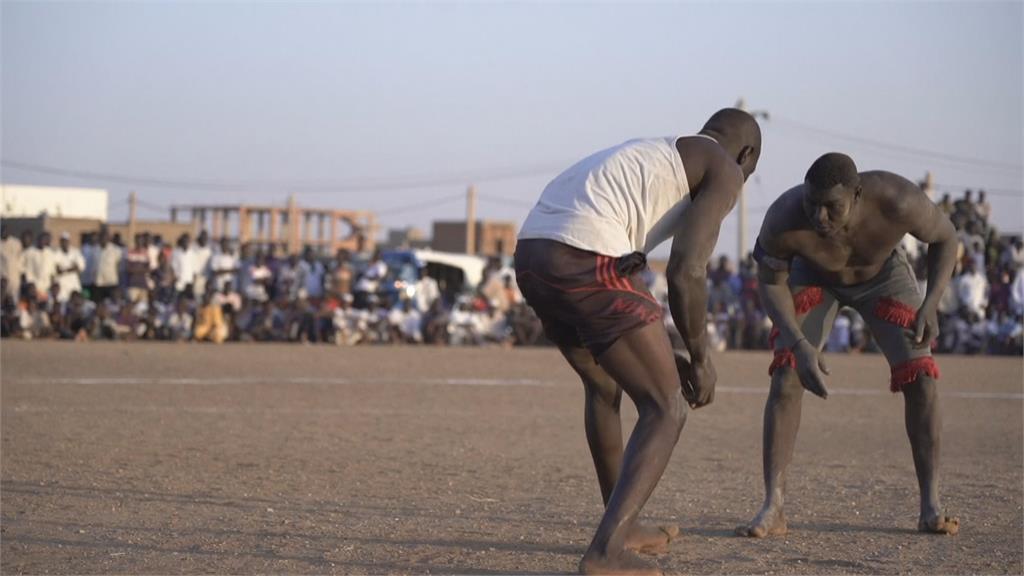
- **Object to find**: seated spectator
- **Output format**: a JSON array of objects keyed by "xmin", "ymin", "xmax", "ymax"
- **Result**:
[
  {"xmin": 194, "ymin": 292, "xmax": 228, "ymax": 344},
  {"xmin": 18, "ymin": 298, "xmax": 51, "ymax": 340},
  {"xmin": 956, "ymin": 258, "xmax": 989, "ymax": 321},
  {"xmin": 508, "ymin": 301, "xmax": 544, "ymax": 346},
  {"xmin": 62, "ymin": 291, "xmax": 95, "ymax": 341},
  {"xmin": 162, "ymin": 298, "xmax": 194, "ymax": 342},
  {"xmin": 388, "ymin": 299, "xmax": 423, "ymax": 344},
  {"xmin": 422, "ymin": 297, "xmax": 450, "ymax": 345},
  {"xmin": 88, "ymin": 302, "xmax": 121, "ymax": 340},
  {"xmin": 353, "ymin": 249, "xmax": 387, "ymax": 309},
  {"xmin": 1, "ymin": 278, "xmax": 19, "ymax": 338}
]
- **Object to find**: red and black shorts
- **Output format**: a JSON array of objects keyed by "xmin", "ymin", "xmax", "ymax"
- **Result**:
[{"xmin": 514, "ymin": 239, "xmax": 663, "ymax": 358}]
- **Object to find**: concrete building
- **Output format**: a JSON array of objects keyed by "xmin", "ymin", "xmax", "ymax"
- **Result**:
[
  {"xmin": 431, "ymin": 220, "xmax": 517, "ymax": 257},
  {"xmin": 170, "ymin": 196, "xmax": 376, "ymax": 255},
  {"xmin": 1, "ymin": 184, "xmax": 109, "ymax": 221},
  {"xmin": 381, "ymin": 227, "xmax": 431, "ymax": 250}
]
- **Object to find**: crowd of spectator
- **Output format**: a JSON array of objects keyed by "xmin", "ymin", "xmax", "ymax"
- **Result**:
[
  {"xmin": 1, "ymin": 188, "xmax": 1020, "ymax": 355},
  {"xmin": 691, "ymin": 188, "xmax": 1023, "ymax": 356},
  {"xmin": 0, "ymin": 228, "xmax": 544, "ymax": 347}
]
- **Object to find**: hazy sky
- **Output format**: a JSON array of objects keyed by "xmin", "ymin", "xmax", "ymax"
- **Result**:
[{"xmin": 3, "ymin": 1, "xmax": 1021, "ymax": 259}]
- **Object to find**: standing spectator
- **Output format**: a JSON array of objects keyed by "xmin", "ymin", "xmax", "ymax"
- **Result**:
[
  {"xmin": 1011, "ymin": 269, "xmax": 1024, "ymax": 317},
  {"xmin": 125, "ymin": 235, "xmax": 152, "ymax": 304},
  {"xmin": 956, "ymin": 258, "xmax": 989, "ymax": 321},
  {"xmin": 937, "ymin": 193, "xmax": 954, "ymax": 216},
  {"xmin": 54, "ymin": 232, "xmax": 85, "ymax": 304},
  {"xmin": 1001, "ymin": 237, "xmax": 1024, "ymax": 271},
  {"xmin": 329, "ymin": 249, "xmax": 355, "ymax": 299},
  {"xmin": 141, "ymin": 232, "xmax": 159, "ymax": 271},
  {"xmin": 954, "ymin": 189, "xmax": 977, "ymax": 225},
  {"xmin": 265, "ymin": 244, "xmax": 284, "ymax": 300},
  {"xmin": 192, "ymin": 231, "xmax": 213, "ymax": 298},
  {"xmin": 297, "ymin": 246, "xmax": 326, "ymax": 300},
  {"xmin": 152, "ymin": 251, "xmax": 177, "ymax": 304},
  {"xmin": 354, "ymin": 249, "xmax": 387, "ymax": 308},
  {"xmin": 172, "ymin": 233, "xmax": 197, "ymax": 297},
  {"xmin": 276, "ymin": 253, "xmax": 301, "ymax": 301},
  {"xmin": 93, "ymin": 230, "xmax": 123, "ymax": 303},
  {"xmin": 825, "ymin": 310, "xmax": 853, "ymax": 353},
  {"xmin": 959, "ymin": 221, "xmax": 986, "ymax": 272},
  {"xmin": 80, "ymin": 232, "xmax": 98, "ymax": 299},
  {"xmin": 709, "ymin": 255, "xmax": 739, "ymax": 294},
  {"xmin": 209, "ymin": 238, "xmax": 240, "ymax": 293},
  {"xmin": 1, "ymin": 227, "xmax": 26, "ymax": 301},
  {"xmin": 976, "ymin": 190, "xmax": 991, "ymax": 224},
  {"xmin": 22, "ymin": 232, "xmax": 57, "ymax": 303}
]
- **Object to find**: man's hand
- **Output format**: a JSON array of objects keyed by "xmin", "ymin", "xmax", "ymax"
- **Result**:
[
  {"xmin": 678, "ymin": 354, "xmax": 716, "ymax": 409},
  {"xmin": 792, "ymin": 338, "xmax": 829, "ymax": 399},
  {"xmin": 913, "ymin": 303, "xmax": 939, "ymax": 349}
]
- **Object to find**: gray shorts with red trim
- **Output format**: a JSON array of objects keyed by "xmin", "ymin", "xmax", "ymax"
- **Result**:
[
  {"xmin": 767, "ymin": 248, "xmax": 939, "ymax": 392},
  {"xmin": 514, "ymin": 239, "xmax": 663, "ymax": 357}
]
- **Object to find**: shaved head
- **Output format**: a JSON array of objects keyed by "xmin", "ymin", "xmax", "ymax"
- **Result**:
[
  {"xmin": 700, "ymin": 107, "xmax": 762, "ymax": 181},
  {"xmin": 805, "ymin": 152, "xmax": 859, "ymax": 191},
  {"xmin": 702, "ymin": 108, "xmax": 762, "ymax": 150}
]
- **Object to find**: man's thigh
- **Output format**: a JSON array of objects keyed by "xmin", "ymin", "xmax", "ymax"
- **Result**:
[
  {"xmin": 843, "ymin": 253, "xmax": 937, "ymax": 392},
  {"xmin": 769, "ymin": 285, "xmax": 839, "ymax": 375},
  {"xmin": 514, "ymin": 239, "xmax": 663, "ymax": 358}
]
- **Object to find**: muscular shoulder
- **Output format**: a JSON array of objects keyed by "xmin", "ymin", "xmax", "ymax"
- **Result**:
[
  {"xmin": 763, "ymin": 186, "xmax": 806, "ymax": 237},
  {"xmin": 861, "ymin": 171, "xmax": 925, "ymax": 223},
  {"xmin": 676, "ymin": 136, "xmax": 743, "ymax": 195}
]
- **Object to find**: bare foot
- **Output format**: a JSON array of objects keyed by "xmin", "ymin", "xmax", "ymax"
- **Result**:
[
  {"xmin": 579, "ymin": 549, "xmax": 663, "ymax": 576},
  {"xmin": 918, "ymin": 513, "xmax": 960, "ymax": 535},
  {"xmin": 735, "ymin": 505, "xmax": 787, "ymax": 538},
  {"xmin": 624, "ymin": 523, "xmax": 680, "ymax": 555}
]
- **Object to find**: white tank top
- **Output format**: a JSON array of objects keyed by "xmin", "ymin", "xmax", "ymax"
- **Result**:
[{"xmin": 518, "ymin": 136, "xmax": 692, "ymax": 257}]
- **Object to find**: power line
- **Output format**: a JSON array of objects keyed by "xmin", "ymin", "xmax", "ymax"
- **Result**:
[
  {"xmin": 771, "ymin": 116, "xmax": 1023, "ymax": 173},
  {"xmin": 376, "ymin": 193, "xmax": 466, "ymax": 217},
  {"xmin": 0, "ymin": 158, "xmax": 564, "ymax": 194},
  {"xmin": 931, "ymin": 183, "xmax": 1022, "ymax": 198},
  {"xmin": 476, "ymin": 193, "xmax": 535, "ymax": 208}
]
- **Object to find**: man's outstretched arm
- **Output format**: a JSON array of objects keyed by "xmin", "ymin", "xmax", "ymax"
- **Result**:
[
  {"xmin": 666, "ymin": 165, "xmax": 742, "ymax": 408},
  {"xmin": 754, "ymin": 202, "xmax": 830, "ymax": 399},
  {"xmin": 889, "ymin": 178, "xmax": 958, "ymax": 347}
]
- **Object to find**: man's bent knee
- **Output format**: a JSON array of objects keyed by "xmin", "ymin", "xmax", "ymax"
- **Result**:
[
  {"xmin": 769, "ymin": 369, "xmax": 803, "ymax": 403},
  {"xmin": 640, "ymin": 389, "xmax": 688, "ymax": 432},
  {"xmin": 902, "ymin": 374, "xmax": 939, "ymax": 405},
  {"xmin": 583, "ymin": 376, "xmax": 622, "ymax": 409}
]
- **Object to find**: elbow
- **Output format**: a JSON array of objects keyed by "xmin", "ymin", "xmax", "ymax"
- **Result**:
[{"xmin": 667, "ymin": 261, "xmax": 706, "ymax": 293}]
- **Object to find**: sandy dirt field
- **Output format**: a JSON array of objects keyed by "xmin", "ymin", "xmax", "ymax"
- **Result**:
[{"xmin": 1, "ymin": 340, "xmax": 1021, "ymax": 575}]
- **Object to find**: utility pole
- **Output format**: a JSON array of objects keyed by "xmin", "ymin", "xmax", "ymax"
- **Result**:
[
  {"xmin": 734, "ymin": 98, "xmax": 770, "ymax": 263},
  {"xmin": 287, "ymin": 194, "xmax": 299, "ymax": 255},
  {"xmin": 128, "ymin": 191, "xmax": 138, "ymax": 242},
  {"xmin": 465, "ymin": 184, "xmax": 477, "ymax": 255}
]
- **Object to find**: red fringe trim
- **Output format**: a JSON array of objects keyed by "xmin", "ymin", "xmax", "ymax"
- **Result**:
[
  {"xmin": 793, "ymin": 287, "xmax": 824, "ymax": 316},
  {"xmin": 768, "ymin": 349, "xmax": 797, "ymax": 376},
  {"xmin": 766, "ymin": 287, "xmax": 823, "ymax": 349},
  {"xmin": 890, "ymin": 357, "xmax": 940, "ymax": 393},
  {"xmin": 875, "ymin": 297, "xmax": 917, "ymax": 329}
]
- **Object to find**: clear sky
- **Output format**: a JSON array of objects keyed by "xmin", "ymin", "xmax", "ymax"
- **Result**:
[{"xmin": 3, "ymin": 1, "xmax": 1021, "ymax": 260}]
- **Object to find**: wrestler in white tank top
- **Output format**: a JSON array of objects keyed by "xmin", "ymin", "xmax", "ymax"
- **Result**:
[{"xmin": 518, "ymin": 136, "xmax": 696, "ymax": 257}]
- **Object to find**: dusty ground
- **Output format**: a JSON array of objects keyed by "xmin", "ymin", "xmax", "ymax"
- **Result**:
[{"xmin": 1, "ymin": 340, "xmax": 1021, "ymax": 575}]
